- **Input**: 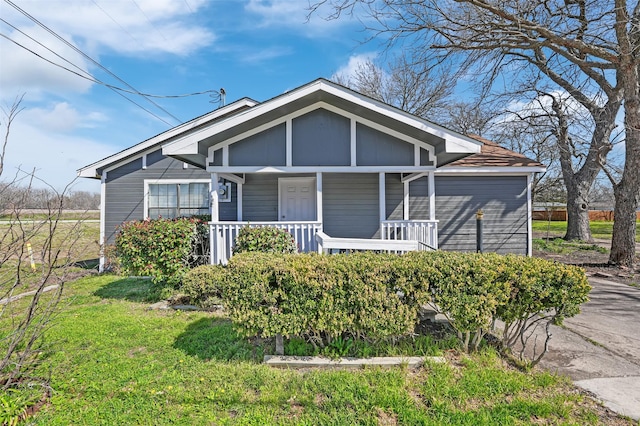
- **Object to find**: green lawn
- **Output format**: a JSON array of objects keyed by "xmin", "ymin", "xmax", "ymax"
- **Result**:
[
  {"xmin": 532, "ymin": 220, "xmax": 640, "ymax": 242},
  {"xmin": 0, "ymin": 275, "xmax": 626, "ymax": 425}
]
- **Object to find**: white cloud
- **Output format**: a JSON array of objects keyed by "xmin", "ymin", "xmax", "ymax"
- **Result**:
[
  {"xmin": 245, "ymin": 0, "xmax": 359, "ymax": 36},
  {"xmin": 2, "ymin": 0, "xmax": 215, "ymax": 56},
  {"xmin": 1, "ymin": 103, "xmax": 115, "ymax": 192},
  {"xmin": 332, "ymin": 52, "xmax": 378, "ymax": 81},
  {"xmin": 0, "ymin": 25, "xmax": 93, "ymax": 101}
]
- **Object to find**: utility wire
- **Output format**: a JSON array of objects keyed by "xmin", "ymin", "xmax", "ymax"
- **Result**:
[
  {"xmin": 1, "ymin": 20, "xmax": 217, "ymax": 99},
  {"xmin": 0, "ymin": 31, "xmax": 175, "ymax": 126},
  {"xmin": 130, "ymin": 0, "xmax": 168, "ymax": 42},
  {"xmin": 91, "ymin": 0, "xmax": 141, "ymax": 46},
  {"xmin": 3, "ymin": 0, "xmax": 183, "ymax": 124}
]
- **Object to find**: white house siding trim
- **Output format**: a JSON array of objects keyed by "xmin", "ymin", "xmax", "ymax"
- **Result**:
[
  {"xmin": 316, "ymin": 172, "xmax": 323, "ymax": 227},
  {"xmin": 403, "ymin": 180, "xmax": 410, "ymax": 220},
  {"xmin": 428, "ymin": 171, "xmax": 436, "ymax": 221},
  {"xmin": 379, "ymin": 173, "xmax": 386, "ymax": 226},
  {"xmin": 286, "ymin": 118, "xmax": 293, "ymax": 167},
  {"xmin": 200, "ymin": 102, "xmax": 437, "ymax": 166},
  {"xmin": 162, "ymin": 79, "xmax": 480, "ymax": 158},
  {"xmin": 527, "ymin": 174, "xmax": 533, "ymax": 256},
  {"xmin": 206, "ymin": 165, "xmax": 437, "ymax": 174},
  {"xmin": 350, "ymin": 119, "xmax": 357, "ymax": 167},
  {"xmin": 99, "ymin": 172, "xmax": 107, "ymax": 272},
  {"xmin": 78, "ymin": 98, "xmax": 257, "ymax": 179}
]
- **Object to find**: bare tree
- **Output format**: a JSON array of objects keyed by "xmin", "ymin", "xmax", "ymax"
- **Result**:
[
  {"xmin": 0, "ymin": 96, "xmax": 92, "ymax": 412},
  {"xmin": 314, "ymin": 0, "xmax": 639, "ymax": 264},
  {"xmin": 333, "ymin": 53, "xmax": 456, "ymax": 120}
]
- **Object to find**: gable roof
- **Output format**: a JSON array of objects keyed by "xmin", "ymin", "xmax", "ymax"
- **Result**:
[
  {"xmin": 161, "ymin": 78, "xmax": 483, "ymax": 167},
  {"xmin": 78, "ymin": 78, "xmax": 545, "ymax": 178},
  {"xmin": 77, "ymin": 97, "xmax": 258, "ymax": 179}
]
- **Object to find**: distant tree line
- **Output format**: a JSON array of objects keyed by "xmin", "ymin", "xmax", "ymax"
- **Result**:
[{"xmin": 0, "ymin": 184, "xmax": 100, "ymax": 211}]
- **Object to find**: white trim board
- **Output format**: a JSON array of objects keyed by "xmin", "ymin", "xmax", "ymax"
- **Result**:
[
  {"xmin": 164, "ymin": 79, "xmax": 478, "ymax": 157},
  {"xmin": 201, "ymin": 101, "xmax": 439, "ymax": 168},
  {"xmin": 78, "ymin": 98, "xmax": 257, "ymax": 179}
]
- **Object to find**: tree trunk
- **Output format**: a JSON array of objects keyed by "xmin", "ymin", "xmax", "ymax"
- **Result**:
[
  {"xmin": 610, "ymin": 181, "xmax": 638, "ymax": 266},
  {"xmin": 609, "ymin": 1, "xmax": 640, "ymax": 267},
  {"xmin": 564, "ymin": 184, "xmax": 592, "ymax": 241}
]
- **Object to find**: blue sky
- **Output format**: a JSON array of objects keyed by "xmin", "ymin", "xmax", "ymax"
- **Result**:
[{"xmin": 0, "ymin": 0, "xmax": 381, "ymax": 193}]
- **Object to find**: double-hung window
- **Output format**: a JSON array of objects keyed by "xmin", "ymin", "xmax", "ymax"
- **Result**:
[{"xmin": 147, "ymin": 181, "xmax": 209, "ymax": 219}]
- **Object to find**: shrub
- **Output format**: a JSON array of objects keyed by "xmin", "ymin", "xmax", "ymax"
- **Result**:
[
  {"xmin": 223, "ymin": 252, "xmax": 430, "ymax": 347},
  {"xmin": 233, "ymin": 226, "xmax": 297, "ymax": 254},
  {"xmin": 180, "ymin": 264, "xmax": 228, "ymax": 309},
  {"xmin": 204, "ymin": 249, "xmax": 589, "ymax": 358},
  {"xmin": 423, "ymin": 251, "xmax": 510, "ymax": 352},
  {"xmin": 494, "ymin": 255, "xmax": 590, "ymax": 366},
  {"xmin": 114, "ymin": 217, "xmax": 209, "ymax": 287}
]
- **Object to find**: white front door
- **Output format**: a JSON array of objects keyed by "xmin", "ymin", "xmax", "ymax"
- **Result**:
[{"xmin": 279, "ymin": 177, "xmax": 316, "ymax": 221}]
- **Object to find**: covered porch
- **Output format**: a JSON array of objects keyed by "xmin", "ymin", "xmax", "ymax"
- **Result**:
[{"xmin": 208, "ymin": 171, "xmax": 438, "ymax": 265}]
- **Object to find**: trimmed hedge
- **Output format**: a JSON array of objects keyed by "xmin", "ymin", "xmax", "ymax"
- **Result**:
[
  {"xmin": 114, "ymin": 217, "xmax": 209, "ymax": 287},
  {"xmin": 182, "ymin": 251, "xmax": 590, "ymax": 353},
  {"xmin": 222, "ymin": 252, "xmax": 430, "ymax": 346}
]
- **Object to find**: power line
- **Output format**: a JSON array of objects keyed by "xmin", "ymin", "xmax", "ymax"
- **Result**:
[
  {"xmin": 130, "ymin": 0, "xmax": 168, "ymax": 42},
  {"xmin": 3, "ymin": 0, "xmax": 183, "ymax": 124},
  {"xmin": 0, "ymin": 31, "xmax": 175, "ymax": 126},
  {"xmin": 91, "ymin": 0, "xmax": 141, "ymax": 46},
  {"xmin": 1, "ymin": 21, "xmax": 218, "ymax": 99}
]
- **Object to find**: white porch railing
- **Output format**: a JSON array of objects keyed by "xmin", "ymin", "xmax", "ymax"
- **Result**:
[
  {"xmin": 381, "ymin": 220, "xmax": 438, "ymax": 250},
  {"xmin": 210, "ymin": 221, "xmax": 322, "ymax": 264},
  {"xmin": 316, "ymin": 231, "xmax": 420, "ymax": 254}
]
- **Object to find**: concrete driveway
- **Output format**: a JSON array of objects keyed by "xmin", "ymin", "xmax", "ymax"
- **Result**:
[{"xmin": 538, "ymin": 277, "xmax": 640, "ymax": 421}]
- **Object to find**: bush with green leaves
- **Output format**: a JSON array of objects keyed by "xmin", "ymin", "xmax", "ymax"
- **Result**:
[
  {"xmin": 494, "ymin": 255, "xmax": 590, "ymax": 365},
  {"xmin": 223, "ymin": 252, "xmax": 430, "ymax": 347},
  {"xmin": 421, "ymin": 251, "xmax": 511, "ymax": 352},
  {"xmin": 114, "ymin": 217, "xmax": 209, "ymax": 287},
  {"xmin": 232, "ymin": 226, "xmax": 297, "ymax": 254},
  {"xmin": 180, "ymin": 264, "xmax": 228, "ymax": 309},
  {"xmin": 188, "ymin": 250, "xmax": 589, "ymax": 358}
]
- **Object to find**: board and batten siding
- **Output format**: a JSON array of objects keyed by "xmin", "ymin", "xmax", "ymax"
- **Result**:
[
  {"xmin": 323, "ymin": 173, "xmax": 379, "ymax": 239},
  {"xmin": 241, "ymin": 173, "xmax": 316, "ymax": 222},
  {"xmin": 103, "ymin": 150, "xmax": 236, "ymax": 245},
  {"xmin": 435, "ymin": 175, "xmax": 528, "ymax": 254}
]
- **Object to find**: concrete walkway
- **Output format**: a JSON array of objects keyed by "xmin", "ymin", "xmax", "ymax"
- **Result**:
[{"xmin": 538, "ymin": 277, "xmax": 640, "ymax": 421}]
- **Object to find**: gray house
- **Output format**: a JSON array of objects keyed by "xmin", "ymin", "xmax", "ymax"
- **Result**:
[{"xmin": 78, "ymin": 78, "xmax": 544, "ymax": 268}]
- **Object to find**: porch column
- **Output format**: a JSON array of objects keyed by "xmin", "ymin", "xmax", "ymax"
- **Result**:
[
  {"xmin": 428, "ymin": 171, "xmax": 435, "ymax": 221},
  {"xmin": 316, "ymin": 172, "xmax": 323, "ymax": 224},
  {"xmin": 210, "ymin": 172, "xmax": 219, "ymax": 265},
  {"xmin": 379, "ymin": 173, "xmax": 386, "ymax": 238},
  {"xmin": 210, "ymin": 172, "xmax": 219, "ymax": 221}
]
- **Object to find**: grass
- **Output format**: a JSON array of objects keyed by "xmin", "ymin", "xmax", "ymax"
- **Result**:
[
  {"xmin": 532, "ymin": 220, "xmax": 640, "ymax": 242},
  {"xmin": 0, "ymin": 275, "xmax": 628, "ymax": 425},
  {"xmin": 533, "ymin": 238, "xmax": 608, "ymax": 254}
]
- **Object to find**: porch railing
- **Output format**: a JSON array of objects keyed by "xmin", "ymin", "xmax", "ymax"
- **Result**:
[
  {"xmin": 381, "ymin": 220, "xmax": 438, "ymax": 250},
  {"xmin": 315, "ymin": 231, "xmax": 420, "ymax": 254},
  {"xmin": 210, "ymin": 221, "xmax": 322, "ymax": 264}
]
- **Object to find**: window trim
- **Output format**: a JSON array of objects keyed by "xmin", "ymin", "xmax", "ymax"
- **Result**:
[{"xmin": 144, "ymin": 179, "xmax": 211, "ymax": 219}]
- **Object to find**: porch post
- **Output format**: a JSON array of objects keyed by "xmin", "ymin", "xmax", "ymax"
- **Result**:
[
  {"xmin": 403, "ymin": 180, "xmax": 410, "ymax": 220},
  {"xmin": 379, "ymin": 172, "xmax": 386, "ymax": 239},
  {"xmin": 316, "ymin": 172, "xmax": 323, "ymax": 224},
  {"xmin": 211, "ymin": 172, "xmax": 219, "ymax": 265},
  {"xmin": 428, "ymin": 171, "xmax": 435, "ymax": 221},
  {"xmin": 527, "ymin": 173, "xmax": 533, "ymax": 256},
  {"xmin": 211, "ymin": 172, "xmax": 219, "ymax": 221},
  {"xmin": 99, "ymin": 172, "xmax": 107, "ymax": 272}
]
